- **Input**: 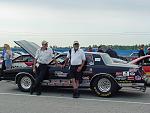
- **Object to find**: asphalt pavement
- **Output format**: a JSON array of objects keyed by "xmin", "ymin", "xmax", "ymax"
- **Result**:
[{"xmin": 0, "ymin": 80, "xmax": 150, "ymax": 113}]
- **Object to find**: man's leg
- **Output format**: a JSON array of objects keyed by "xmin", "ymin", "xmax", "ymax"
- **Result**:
[
  {"xmin": 72, "ymin": 78, "xmax": 79, "ymax": 98},
  {"xmin": 72, "ymin": 78, "xmax": 77, "ymax": 89},
  {"xmin": 30, "ymin": 66, "xmax": 40, "ymax": 95},
  {"xmin": 75, "ymin": 80, "xmax": 79, "ymax": 88},
  {"xmin": 74, "ymin": 71, "xmax": 82, "ymax": 98},
  {"xmin": 36, "ymin": 65, "xmax": 48, "ymax": 95}
]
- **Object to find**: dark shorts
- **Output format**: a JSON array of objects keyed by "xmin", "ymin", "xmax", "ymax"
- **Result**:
[{"xmin": 69, "ymin": 65, "xmax": 83, "ymax": 81}]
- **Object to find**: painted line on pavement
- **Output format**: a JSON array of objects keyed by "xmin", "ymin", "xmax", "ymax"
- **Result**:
[{"xmin": 0, "ymin": 92, "xmax": 150, "ymax": 105}]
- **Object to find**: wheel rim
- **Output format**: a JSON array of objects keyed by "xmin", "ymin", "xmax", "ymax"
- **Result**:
[
  {"xmin": 20, "ymin": 76, "xmax": 32, "ymax": 90},
  {"xmin": 98, "ymin": 78, "xmax": 111, "ymax": 92}
]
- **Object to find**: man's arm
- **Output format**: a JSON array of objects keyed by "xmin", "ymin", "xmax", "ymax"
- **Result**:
[
  {"xmin": 62, "ymin": 50, "xmax": 70, "ymax": 67},
  {"xmin": 77, "ymin": 60, "xmax": 85, "ymax": 72},
  {"xmin": 53, "ymin": 58, "xmax": 58, "ymax": 65},
  {"xmin": 33, "ymin": 49, "xmax": 39, "ymax": 73},
  {"xmin": 33, "ymin": 58, "xmax": 37, "ymax": 73},
  {"xmin": 63, "ymin": 57, "xmax": 69, "ymax": 67},
  {"xmin": 77, "ymin": 50, "xmax": 86, "ymax": 72}
]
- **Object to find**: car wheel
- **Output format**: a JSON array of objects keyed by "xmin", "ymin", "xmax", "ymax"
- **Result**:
[
  {"xmin": 91, "ymin": 75, "xmax": 117, "ymax": 97},
  {"xmin": 17, "ymin": 75, "xmax": 33, "ymax": 92}
]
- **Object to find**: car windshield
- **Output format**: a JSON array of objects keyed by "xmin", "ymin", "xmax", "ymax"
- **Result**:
[{"xmin": 101, "ymin": 53, "xmax": 113, "ymax": 64}]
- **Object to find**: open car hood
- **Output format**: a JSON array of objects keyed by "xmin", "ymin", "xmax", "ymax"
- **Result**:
[{"xmin": 14, "ymin": 40, "xmax": 40, "ymax": 58}]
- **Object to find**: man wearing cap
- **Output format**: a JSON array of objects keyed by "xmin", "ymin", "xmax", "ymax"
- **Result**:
[
  {"xmin": 138, "ymin": 44, "xmax": 145, "ymax": 57},
  {"xmin": 62, "ymin": 41, "xmax": 86, "ymax": 98},
  {"xmin": 30, "ymin": 40, "xmax": 54, "ymax": 95},
  {"xmin": 146, "ymin": 47, "xmax": 150, "ymax": 55}
]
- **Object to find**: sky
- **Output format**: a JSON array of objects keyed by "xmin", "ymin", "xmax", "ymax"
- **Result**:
[{"xmin": 0, "ymin": 0, "xmax": 150, "ymax": 47}]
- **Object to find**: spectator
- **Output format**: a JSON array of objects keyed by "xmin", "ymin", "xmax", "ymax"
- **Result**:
[
  {"xmin": 105, "ymin": 46, "xmax": 118, "ymax": 58},
  {"xmin": 1, "ymin": 46, "xmax": 6, "ymax": 70},
  {"xmin": 138, "ymin": 44, "xmax": 145, "ymax": 57},
  {"xmin": 146, "ymin": 47, "xmax": 150, "ymax": 55},
  {"xmin": 87, "ymin": 45, "xmax": 93, "ymax": 52},
  {"xmin": 3, "ymin": 44, "xmax": 13, "ymax": 69},
  {"xmin": 97, "ymin": 46, "xmax": 104, "ymax": 53}
]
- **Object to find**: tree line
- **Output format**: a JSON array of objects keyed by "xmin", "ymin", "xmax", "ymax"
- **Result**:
[{"xmin": 1, "ymin": 44, "xmax": 150, "ymax": 50}]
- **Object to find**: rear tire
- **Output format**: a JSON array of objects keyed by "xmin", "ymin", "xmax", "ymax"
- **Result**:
[
  {"xmin": 91, "ymin": 75, "xmax": 117, "ymax": 97},
  {"xmin": 17, "ymin": 75, "xmax": 34, "ymax": 92}
]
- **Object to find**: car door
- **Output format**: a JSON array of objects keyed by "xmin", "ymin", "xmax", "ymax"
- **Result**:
[
  {"xmin": 142, "ymin": 57, "xmax": 150, "ymax": 76},
  {"xmin": 48, "ymin": 54, "xmax": 69, "ymax": 78},
  {"xmin": 82, "ymin": 53, "xmax": 94, "ymax": 77}
]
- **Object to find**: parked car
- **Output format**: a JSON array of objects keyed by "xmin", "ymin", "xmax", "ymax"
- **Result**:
[
  {"xmin": 129, "ymin": 55, "xmax": 150, "ymax": 84},
  {"xmin": 0, "ymin": 54, "xmax": 33, "ymax": 69},
  {"xmin": 0, "ymin": 40, "xmax": 146, "ymax": 97}
]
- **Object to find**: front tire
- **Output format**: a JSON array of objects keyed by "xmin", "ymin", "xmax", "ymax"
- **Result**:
[
  {"xmin": 17, "ymin": 75, "xmax": 34, "ymax": 92},
  {"xmin": 91, "ymin": 75, "xmax": 117, "ymax": 97}
]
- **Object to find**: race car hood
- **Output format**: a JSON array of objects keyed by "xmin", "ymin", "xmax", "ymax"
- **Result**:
[{"xmin": 14, "ymin": 40, "xmax": 40, "ymax": 58}]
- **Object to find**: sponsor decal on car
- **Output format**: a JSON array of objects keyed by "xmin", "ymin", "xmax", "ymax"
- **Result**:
[
  {"xmin": 123, "ymin": 71, "xmax": 130, "ymax": 76},
  {"xmin": 116, "ymin": 76, "xmax": 127, "ymax": 81},
  {"xmin": 129, "ymin": 72, "xmax": 135, "ymax": 76},
  {"xmin": 135, "ymin": 75, "xmax": 141, "ymax": 80},
  {"xmin": 54, "ymin": 71, "xmax": 68, "ymax": 77},
  {"xmin": 118, "ymin": 80, "xmax": 132, "ymax": 83},
  {"xmin": 129, "ymin": 68, "xmax": 138, "ymax": 72},
  {"xmin": 127, "ymin": 76, "xmax": 135, "ymax": 81},
  {"xmin": 48, "ymin": 79, "xmax": 71, "ymax": 86},
  {"xmin": 61, "ymin": 79, "xmax": 71, "ymax": 86},
  {"xmin": 50, "ymin": 79, "xmax": 61, "ymax": 85},
  {"xmin": 116, "ymin": 72, "xmax": 123, "ymax": 76},
  {"xmin": 95, "ymin": 58, "xmax": 101, "ymax": 62}
]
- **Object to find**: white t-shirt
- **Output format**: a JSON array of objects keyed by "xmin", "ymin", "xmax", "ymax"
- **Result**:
[
  {"xmin": 67, "ymin": 48, "xmax": 86, "ymax": 65},
  {"xmin": 35, "ymin": 48, "xmax": 53, "ymax": 64}
]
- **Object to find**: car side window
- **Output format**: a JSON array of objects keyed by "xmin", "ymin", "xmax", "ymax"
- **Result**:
[
  {"xmin": 13, "ymin": 55, "xmax": 33, "ymax": 62},
  {"xmin": 14, "ymin": 56, "xmax": 23, "ymax": 62},
  {"xmin": 85, "ymin": 53, "xmax": 94, "ymax": 65},
  {"xmin": 93, "ymin": 54, "xmax": 104, "ymax": 65},
  {"xmin": 23, "ymin": 56, "xmax": 33, "ymax": 62},
  {"xmin": 51, "ymin": 55, "xmax": 68, "ymax": 65},
  {"xmin": 143, "ymin": 58, "xmax": 150, "ymax": 66}
]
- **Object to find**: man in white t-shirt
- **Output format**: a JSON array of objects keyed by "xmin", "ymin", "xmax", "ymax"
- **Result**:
[
  {"xmin": 63, "ymin": 41, "xmax": 86, "ymax": 98},
  {"xmin": 30, "ymin": 40, "xmax": 54, "ymax": 95}
]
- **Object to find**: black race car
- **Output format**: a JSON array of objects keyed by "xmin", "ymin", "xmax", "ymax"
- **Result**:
[{"xmin": 0, "ymin": 40, "xmax": 146, "ymax": 97}]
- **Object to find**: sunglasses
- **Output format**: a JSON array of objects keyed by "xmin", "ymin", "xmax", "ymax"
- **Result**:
[{"xmin": 74, "ymin": 43, "xmax": 79, "ymax": 45}]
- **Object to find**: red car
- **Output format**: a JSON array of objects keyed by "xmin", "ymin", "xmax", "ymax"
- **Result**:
[{"xmin": 129, "ymin": 55, "xmax": 150, "ymax": 84}]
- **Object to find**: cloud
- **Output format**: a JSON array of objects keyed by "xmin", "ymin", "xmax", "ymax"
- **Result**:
[{"xmin": 0, "ymin": 0, "xmax": 150, "ymax": 46}]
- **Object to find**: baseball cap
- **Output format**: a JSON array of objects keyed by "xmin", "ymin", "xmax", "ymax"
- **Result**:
[
  {"xmin": 147, "ymin": 47, "xmax": 150, "ymax": 50},
  {"xmin": 73, "ymin": 41, "xmax": 79, "ymax": 45},
  {"xmin": 42, "ymin": 40, "xmax": 48, "ymax": 45}
]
